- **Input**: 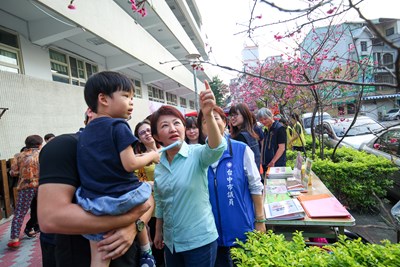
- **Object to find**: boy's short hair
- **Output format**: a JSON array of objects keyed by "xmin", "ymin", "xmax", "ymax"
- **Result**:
[{"xmin": 84, "ymin": 71, "xmax": 134, "ymax": 113}]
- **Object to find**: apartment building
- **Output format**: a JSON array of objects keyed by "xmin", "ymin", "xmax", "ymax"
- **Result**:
[
  {"xmin": 300, "ymin": 18, "xmax": 399, "ymax": 120},
  {"xmin": 0, "ymin": 0, "xmax": 212, "ymax": 158}
]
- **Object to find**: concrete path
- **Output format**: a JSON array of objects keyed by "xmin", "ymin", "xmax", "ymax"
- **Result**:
[{"xmin": 0, "ymin": 216, "xmax": 42, "ymax": 267}]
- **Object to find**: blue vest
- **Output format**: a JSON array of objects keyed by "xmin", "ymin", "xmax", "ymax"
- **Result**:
[
  {"xmin": 239, "ymin": 131, "xmax": 261, "ymax": 168},
  {"xmin": 208, "ymin": 138, "xmax": 255, "ymax": 247}
]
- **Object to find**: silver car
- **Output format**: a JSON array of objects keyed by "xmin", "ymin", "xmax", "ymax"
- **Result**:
[
  {"xmin": 383, "ymin": 108, "xmax": 400, "ymax": 121},
  {"xmin": 315, "ymin": 116, "xmax": 385, "ymax": 150},
  {"xmin": 360, "ymin": 126, "xmax": 400, "ymax": 201}
]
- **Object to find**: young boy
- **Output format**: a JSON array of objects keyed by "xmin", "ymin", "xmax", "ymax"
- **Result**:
[{"xmin": 76, "ymin": 71, "xmax": 160, "ymax": 267}]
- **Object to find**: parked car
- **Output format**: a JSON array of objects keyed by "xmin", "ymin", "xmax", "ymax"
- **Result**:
[
  {"xmin": 382, "ymin": 108, "xmax": 400, "ymax": 121},
  {"xmin": 315, "ymin": 116, "xmax": 385, "ymax": 150},
  {"xmin": 359, "ymin": 126, "xmax": 400, "ymax": 201},
  {"xmin": 301, "ymin": 112, "xmax": 332, "ymax": 134}
]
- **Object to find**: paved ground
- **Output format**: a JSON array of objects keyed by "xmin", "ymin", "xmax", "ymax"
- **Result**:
[
  {"xmin": 347, "ymin": 200, "xmax": 399, "ymax": 244},
  {"xmin": 0, "ymin": 202, "xmax": 398, "ymax": 267},
  {"xmin": 0, "ymin": 216, "xmax": 41, "ymax": 267}
]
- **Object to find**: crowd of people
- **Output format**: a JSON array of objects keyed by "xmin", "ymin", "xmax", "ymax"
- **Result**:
[{"xmin": 7, "ymin": 70, "xmax": 307, "ymax": 267}]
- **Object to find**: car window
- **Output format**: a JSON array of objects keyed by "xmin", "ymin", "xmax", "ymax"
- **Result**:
[
  {"xmin": 387, "ymin": 109, "xmax": 399, "ymax": 114},
  {"xmin": 330, "ymin": 119, "xmax": 384, "ymax": 137},
  {"xmin": 303, "ymin": 114, "xmax": 331, "ymax": 129},
  {"xmin": 374, "ymin": 129, "xmax": 400, "ymax": 156}
]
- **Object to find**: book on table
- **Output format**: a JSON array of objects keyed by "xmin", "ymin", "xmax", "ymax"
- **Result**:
[
  {"xmin": 264, "ymin": 192, "xmax": 305, "ymax": 220},
  {"xmin": 297, "ymin": 193, "xmax": 351, "ymax": 218},
  {"xmin": 267, "ymin": 166, "xmax": 294, "ymax": 179},
  {"xmin": 286, "ymin": 177, "xmax": 307, "ymax": 192}
]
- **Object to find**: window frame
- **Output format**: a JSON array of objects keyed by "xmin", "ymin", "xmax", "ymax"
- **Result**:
[
  {"xmin": 166, "ymin": 92, "xmax": 178, "ymax": 106},
  {"xmin": 360, "ymin": 41, "xmax": 367, "ymax": 52},
  {"xmin": 49, "ymin": 48, "xmax": 98, "ymax": 86},
  {"xmin": 0, "ymin": 27, "xmax": 23, "ymax": 74},
  {"xmin": 148, "ymin": 85, "xmax": 165, "ymax": 103},
  {"xmin": 180, "ymin": 97, "xmax": 187, "ymax": 108},
  {"xmin": 132, "ymin": 79, "xmax": 142, "ymax": 98}
]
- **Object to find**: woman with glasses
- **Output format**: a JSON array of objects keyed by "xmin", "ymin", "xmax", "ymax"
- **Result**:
[
  {"xmin": 228, "ymin": 103, "xmax": 261, "ymax": 169},
  {"xmin": 134, "ymin": 119, "xmax": 165, "ymax": 267}
]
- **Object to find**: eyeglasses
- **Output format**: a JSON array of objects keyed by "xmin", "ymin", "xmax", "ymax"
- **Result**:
[
  {"xmin": 229, "ymin": 114, "xmax": 239, "ymax": 119},
  {"xmin": 138, "ymin": 128, "xmax": 151, "ymax": 136}
]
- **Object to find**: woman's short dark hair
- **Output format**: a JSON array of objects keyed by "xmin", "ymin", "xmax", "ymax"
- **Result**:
[
  {"xmin": 150, "ymin": 105, "xmax": 186, "ymax": 137},
  {"xmin": 197, "ymin": 106, "xmax": 226, "ymax": 144},
  {"xmin": 25, "ymin": 135, "xmax": 43, "ymax": 148}
]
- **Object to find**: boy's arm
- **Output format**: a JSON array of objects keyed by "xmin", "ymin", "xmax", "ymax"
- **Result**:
[
  {"xmin": 120, "ymin": 145, "xmax": 160, "ymax": 172},
  {"xmin": 38, "ymin": 183, "xmax": 149, "ymax": 234}
]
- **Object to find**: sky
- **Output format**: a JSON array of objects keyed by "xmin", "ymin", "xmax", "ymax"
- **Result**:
[{"xmin": 196, "ymin": 0, "xmax": 400, "ymax": 84}]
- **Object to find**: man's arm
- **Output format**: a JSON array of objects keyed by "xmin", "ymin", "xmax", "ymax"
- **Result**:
[
  {"xmin": 268, "ymin": 143, "xmax": 286, "ymax": 167},
  {"xmin": 38, "ymin": 183, "xmax": 150, "ymax": 235}
]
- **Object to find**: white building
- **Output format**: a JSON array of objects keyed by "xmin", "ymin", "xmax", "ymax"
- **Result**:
[
  {"xmin": 0, "ymin": 0, "xmax": 212, "ymax": 159},
  {"xmin": 300, "ymin": 19, "xmax": 399, "ymax": 120}
]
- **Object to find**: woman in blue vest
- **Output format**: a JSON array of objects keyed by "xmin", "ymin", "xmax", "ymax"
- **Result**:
[
  {"xmin": 198, "ymin": 106, "xmax": 265, "ymax": 267},
  {"xmin": 228, "ymin": 103, "xmax": 261, "ymax": 169}
]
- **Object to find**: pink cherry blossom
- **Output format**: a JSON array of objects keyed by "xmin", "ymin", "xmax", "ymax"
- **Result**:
[{"xmin": 373, "ymin": 143, "xmax": 381, "ymax": 149}]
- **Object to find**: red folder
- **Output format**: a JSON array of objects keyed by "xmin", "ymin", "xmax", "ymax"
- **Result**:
[{"xmin": 297, "ymin": 194, "xmax": 350, "ymax": 218}]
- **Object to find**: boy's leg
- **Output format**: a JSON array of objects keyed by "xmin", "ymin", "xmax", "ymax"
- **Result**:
[
  {"xmin": 90, "ymin": 240, "xmax": 111, "ymax": 267},
  {"xmin": 138, "ymin": 228, "xmax": 156, "ymax": 267}
]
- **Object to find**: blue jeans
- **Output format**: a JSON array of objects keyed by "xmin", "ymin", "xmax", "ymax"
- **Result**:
[
  {"xmin": 75, "ymin": 182, "xmax": 152, "ymax": 241},
  {"xmin": 215, "ymin": 246, "xmax": 233, "ymax": 267},
  {"xmin": 165, "ymin": 240, "xmax": 217, "ymax": 267}
]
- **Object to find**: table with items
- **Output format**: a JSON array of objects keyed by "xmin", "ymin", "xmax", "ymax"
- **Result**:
[{"xmin": 263, "ymin": 170, "xmax": 355, "ymax": 243}]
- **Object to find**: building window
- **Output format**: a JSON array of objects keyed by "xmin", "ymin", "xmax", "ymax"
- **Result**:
[
  {"xmin": 374, "ymin": 73, "xmax": 395, "ymax": 90},
  {"xmin": 347, "ymin": 103, "xmax": 355, "ymax": 115},
  {"xmin": 382, "ymin": 53, "xmax": 394, "ymax": 69},
  {"xmin": 180, "ymin": 97, "xmax": 187, "ymax": 108},
  {"xmin": 166, "ymin": 92, "xmax": 177, "ymax": 106},
  {"xmin": 49, "ymin": 49, "xmax": 98, "ymax": 86},
  {"xmin": 0, "ymin": 28, "xmax": 22, "ymax": 73},
  {"xmin": 385, "ymin": 27, "xmax": 394, "ymax": 36},
  {"xmin": 148, "ymin": 86, "xmax": 165, "ymax": 103},
  {"xmin": 360, "ymin": 41, "xmax": 367, "ymax": 52},
  {"xmin": 132, "ymin": 79, "xmax": 142, "ymax": 98},
  {"xmin": 189, "ymin": 100, "xmax": 195, "ymax": 110}
]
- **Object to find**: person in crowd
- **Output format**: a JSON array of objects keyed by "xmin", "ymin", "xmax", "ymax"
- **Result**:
[
  {"xmin": 198, "ymin": 107, "xmax": 266, "ymax": 267},
  {"xmin": 74, "ymin": 71, "xmax": 159, "ymax": 266},
  {"xmin": 257, "ymin": 108, "xmax": 287, "ymax": 173},
  {"xmin": 185, "ymin": 116, "xmax": 200, "ymax": 144},
  {"xmin": 38, "ymin": 133, "xmax": 151, "ymax": 267},
  {"xmin": 7, "ymin": 135, "xmax": 43, "ymax": 249},
  {"xmin": 228, "ymin": 103, "xmax": 261, "ymax": 169},
  {"xmin": 44, "ymin": 133, "xmax": 55, "ymax": 143},
  {"xmin": 133, "ymin": 119, "xmax": 164, "ymax": 267},
  {"xmin": 289, "ymin": 113, "xmax": 306, "ymax": 154},
  {"xmin": 252, "ymin": 113, "xmax": 264, "ymax": 151},
  {"xmin": 151, "ymin": 81, "xmax": 227, "ymax": 267},
  {"xmin": 279, "ymin": 117, "xmax": 293, "ymax": 151}
]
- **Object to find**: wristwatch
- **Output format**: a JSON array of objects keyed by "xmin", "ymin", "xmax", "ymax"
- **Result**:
[{"xmin": 136, "ymin": 219, "xmax": 145, "ymax": 232}]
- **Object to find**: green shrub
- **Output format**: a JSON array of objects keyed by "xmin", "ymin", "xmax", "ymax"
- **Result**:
[
  {"xmin": 286, "ymin": 147, "xmax": 397, "ymax": 211},
  {"xmin": 231, "ymin": 231, "xmax": 400, "ymax": 267}
]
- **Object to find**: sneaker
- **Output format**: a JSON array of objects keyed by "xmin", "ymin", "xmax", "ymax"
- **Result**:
[
  {"xmin": 140, "ymin": 252, "xmax": 156, "ymax": 267},
  {"xmin": 7, "ymin": 240, "xmax": 21, "ymax": 249}
]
